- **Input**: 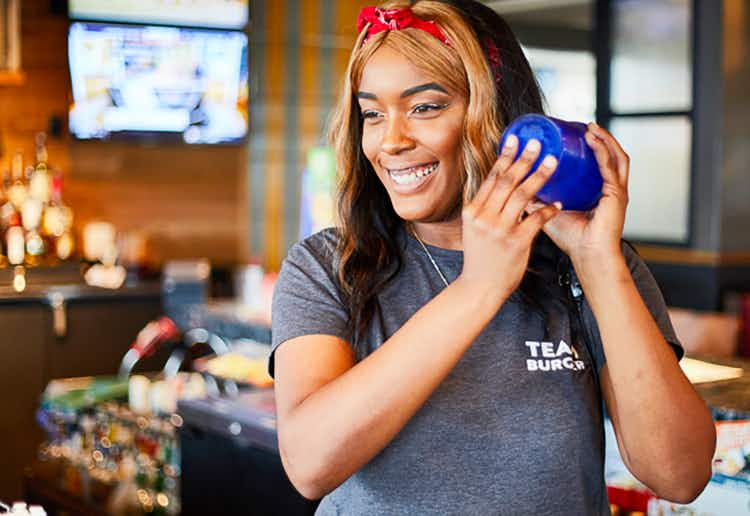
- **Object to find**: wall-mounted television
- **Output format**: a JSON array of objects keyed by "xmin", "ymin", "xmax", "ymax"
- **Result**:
[
  {"xmin": 68, "ymin": 22, "xmax": 248, "ymax": 144},
  {"xmin": 68, "ymin": 0, "xmax": 249, "ymax": 29}
]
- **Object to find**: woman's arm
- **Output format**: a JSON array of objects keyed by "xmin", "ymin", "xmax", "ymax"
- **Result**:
[
  {"xmin": 528, "ymin": 122, "xmax": 715, "ymax": 503},
  {"xmin": 573, "ymin": 251, "xmax": 715, "ymax": 504},
  {"xmin": 275, "ymin": 276, "xmax": 503, "ymax": 500}
]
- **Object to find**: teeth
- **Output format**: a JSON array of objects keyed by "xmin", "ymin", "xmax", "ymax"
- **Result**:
[{"xmin": 389, "ymin": 163, "xmax": 437, "ymax": 185}]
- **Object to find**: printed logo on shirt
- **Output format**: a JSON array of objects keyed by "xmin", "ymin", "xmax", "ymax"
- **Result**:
[{"xmin": 524, "ymin": 340, "xmax": 586, "ymax": 372}]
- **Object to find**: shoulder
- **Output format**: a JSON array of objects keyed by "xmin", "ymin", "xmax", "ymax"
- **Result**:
[
  {"xmin": 276, "ymin": 227, "xmax": 345, "ymax": 300},
  {"xmin": 285, "ymin": 227, "xmax": 341, "ymax": 269}
]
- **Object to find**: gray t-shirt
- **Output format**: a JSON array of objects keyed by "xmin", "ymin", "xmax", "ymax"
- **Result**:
[{"xmin": 270, "ymin": 226, "xmax": 682, "ymax": 516}]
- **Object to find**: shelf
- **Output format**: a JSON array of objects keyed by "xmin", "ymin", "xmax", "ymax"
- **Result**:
[{"xmin": 0, "ymin": 70, "xmax": 26, "ymax": 86}]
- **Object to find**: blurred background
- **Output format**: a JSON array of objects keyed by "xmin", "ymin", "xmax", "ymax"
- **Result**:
[{"xmin": 0, "ymin": 1, "xmax": 749, "ymax": 515}]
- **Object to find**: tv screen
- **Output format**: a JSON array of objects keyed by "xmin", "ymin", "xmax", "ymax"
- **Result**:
[
  {"xmin": 68, "ymin": 0, "xmax": 249, "ymax": 29},
  {"xmin": 68, "ymin": 22, "xmax": 248, "ymax": 144}
]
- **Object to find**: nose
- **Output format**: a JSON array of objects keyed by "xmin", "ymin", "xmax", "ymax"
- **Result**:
[{"xmin": 381, "ymin": 115, "xmax": 415, "ymax": 154}]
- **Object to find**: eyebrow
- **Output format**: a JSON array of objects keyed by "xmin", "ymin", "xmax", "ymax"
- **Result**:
[{"xmin": 356, "ymin": 82, "xmax": 449, "ymax": 100}]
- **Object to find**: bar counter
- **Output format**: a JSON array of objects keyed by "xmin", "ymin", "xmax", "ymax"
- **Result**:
[
  {"xmin": 693, "ymin": 356, "xmax": 750, "ymax": 417},
  {"xmin": 0, "ymin": 281, "xmax": 161, "ymax": 304}
]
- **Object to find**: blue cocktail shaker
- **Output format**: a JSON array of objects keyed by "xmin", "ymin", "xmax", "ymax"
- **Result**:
[{"xmin": 498, "ymin": 114, "xmax": 603, "ymax": 211}]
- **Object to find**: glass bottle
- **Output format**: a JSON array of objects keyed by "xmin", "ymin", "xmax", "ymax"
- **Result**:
[
  {"xmin": 22, "ymin": 191, "xmax": 45, "ymax": 266},
  {"xmin": 0, "ymin": 168, "xmax": 8, "ymax": 268},
  {"xmin": 42, "ymin": 170, "xmax": 74, "ymax": 261},
  {"xmin": 30, "ymin": 132, "xmax": 51, "ymax": 204},
  {"xmin": 7, "ymin": 150, "xmax": 28, "ymax": 210},
  {"xmin": 6, "ymin": 211, "xmax": 25, "ymax": 266}
]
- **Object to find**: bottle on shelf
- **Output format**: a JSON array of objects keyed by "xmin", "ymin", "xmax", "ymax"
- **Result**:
[
  {"xmin": 30, "ymin": 132, "xmax": 51, "ymax": 204},
  {"xmin": 22, "ymin": 197, "xmax": 46, "ymax": 266},
  {"xmin": 0, "ymin": 167, "xmax": 7, "ymax": 210},
  {"xmin": 0, "ymin": 166, "xmax": 13, "ymax": 228},
  {"xmin": 6, "ymin": 211, "xmax": 25, "ymax": 266},
  {"xmin": 22, "ymin": 159, "xmax": 46, "ymax": 266},
  {"xmin": 7, "ymin": 150, "xmax": 27, "ymax": 210},
  {"xmin": 0, "ymin": 168, "xmax": 8, "ymax": 268},
  {"xmin": 42, "ymin": 169, "xmax": 74, "ymax": 261}
]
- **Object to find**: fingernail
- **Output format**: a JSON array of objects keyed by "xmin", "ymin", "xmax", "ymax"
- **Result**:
[
  {"xmin": 542, "ymin": 155, "xmax": 557, "ymax": 168},
  {"xmin": 526, "ymin": 139, "xmax": 540, "ymax": 152},
  {"xmin": 590, "ymin": 121, "xmax": 599, "ymax": 128},
  {"xmin": 504, "ymin": 134, "xmax": 518, "ymax": 148},
  {"xmin": 554, "ymin": 201, "xmax": 563, "ymax": 210}
]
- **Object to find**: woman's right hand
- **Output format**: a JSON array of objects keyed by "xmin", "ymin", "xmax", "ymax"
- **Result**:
[{"xmin": 457, "ymin": 135, "xmax": 561, "ymax": 306}]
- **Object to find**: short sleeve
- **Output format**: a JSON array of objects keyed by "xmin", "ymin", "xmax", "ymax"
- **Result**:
[
  {"xmin": 580, "ymin": 240, "xmax": 684, "ymax": 370},
  {"xmin": 268, "ymin": 232, "xmax": 352, "ymax": 378}
]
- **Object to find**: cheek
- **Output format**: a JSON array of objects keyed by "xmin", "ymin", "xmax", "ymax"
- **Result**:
[
  {"xmin": 426, "ymin": 128, "xmax": 464, "ymax": 169},
  {"xmin": 361, "ymin": 126, "xmax": 380, "ymax": 163}
]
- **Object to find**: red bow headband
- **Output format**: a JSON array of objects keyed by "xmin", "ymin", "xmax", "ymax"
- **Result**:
[{"xmin": 357, "ymin": 7, "xmax": 451, "ymax": 47}]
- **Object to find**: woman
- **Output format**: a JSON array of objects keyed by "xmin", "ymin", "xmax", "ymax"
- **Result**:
[{"xmin": 269, "ymin": 1, "xmax": 715, "ymax": 514}]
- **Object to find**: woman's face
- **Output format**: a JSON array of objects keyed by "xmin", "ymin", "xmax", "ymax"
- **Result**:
[{"xmin": 358, "ymin": 46, "xmax": 467, "ymax": 223}]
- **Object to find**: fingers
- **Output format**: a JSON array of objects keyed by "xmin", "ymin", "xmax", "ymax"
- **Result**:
[
  {"xmin": 463, "ymin": 166, "xmax": 499, "ymax": 219},
  {"xmin": 588, "ymin": 122, "xmax": 629, "ymax": 185},
  {"xmin": 519, "ymin": 202, "xmax": 561, "ymax": 240},
  {"xmin": 481, "ymin": 138, "xmax": 541, "ymax": 216},
  {"xmin": 585, "ymin": 130, "xmax": 619, "ymax": 186},
  {"xmin": 500, "ymin": 154, "xmax": 559, "ymax": 226},
  {"xmin": 491, "ymin": 134, "xmax": 519, "ymax": 177},
  {"xmin": 525, "ymin": 200, "xmax": 545, "ymax": 215},
  {"xmin": 464, "ymin": 134, "xmax": 520, "ymax": 218}
]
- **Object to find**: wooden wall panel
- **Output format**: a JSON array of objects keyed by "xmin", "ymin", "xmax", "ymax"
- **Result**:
[{"xmin": 0, "ymin": 0, "xmax": 71, "ymax": 176}]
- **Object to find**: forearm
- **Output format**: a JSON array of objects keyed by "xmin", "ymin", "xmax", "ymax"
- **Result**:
[
  {"xmin": 281, "ymin": 276, "xmax": 504, "ymax": 499},
  {"xmin": 573, "ymin": 254, "xmax": 715, "ymax": 500}
]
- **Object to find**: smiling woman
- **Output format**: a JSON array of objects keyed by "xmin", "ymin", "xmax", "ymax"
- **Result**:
[{"xmin": 269, "ymin": 1, "xmax": 715, "ymax": 514}]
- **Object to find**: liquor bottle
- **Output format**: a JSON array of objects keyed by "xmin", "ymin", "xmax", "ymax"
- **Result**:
[
  {"xmin": 0, "ymin": 168, "xmax": 8, "ymax": 268},
  {"xmin": 42, "ymin": 170, "xmax": 74, "ymax": 261},
  {"xmin": 0, "ymin": 167, "xmax": 12, "ymax": 225},
  {"xmin": 6, "ymin": 212, "xmax": 25, "ymax": 266},
  {"xmin": 0, "ymin": 167, "xmax": 7, "ymax": 210},
  {"xmin": 7, "ymin": 150, "xmax": 27, "ymax": 210},
  {"xmin": 23, "ymin": 204, "xmax": 46, "ymax": 267},
  {"xmin": 30, "ymin": 133, "xmax": 51, "ymax": 204},
  {"xmin": 21, "ymin": 170, "xmax": 44, "ymax": 266}
]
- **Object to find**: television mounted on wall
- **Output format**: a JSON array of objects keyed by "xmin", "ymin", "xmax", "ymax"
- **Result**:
[{"xmin": 68, "ymin": 22, "xmax": 248, "ymax": 145}]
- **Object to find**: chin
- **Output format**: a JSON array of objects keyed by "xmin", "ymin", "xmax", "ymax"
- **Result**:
[{"xmin": 390, "ymin": 198, "xmax": 433, "ymax": 223}]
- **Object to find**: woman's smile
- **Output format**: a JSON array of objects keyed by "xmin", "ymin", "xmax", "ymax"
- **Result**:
[{"xmin": 385, "ymin": 161, "xmax": 439, "ymax": 192}]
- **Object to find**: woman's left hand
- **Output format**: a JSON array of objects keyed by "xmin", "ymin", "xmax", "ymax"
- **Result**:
[{"xmin": 526, "ymin": 122, "xmax": 629, "ymax": 265}]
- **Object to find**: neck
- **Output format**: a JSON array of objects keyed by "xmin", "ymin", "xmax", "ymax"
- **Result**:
[{"xmin": 409, "ymin": 217, "xmax": 463, "ymax": 251}]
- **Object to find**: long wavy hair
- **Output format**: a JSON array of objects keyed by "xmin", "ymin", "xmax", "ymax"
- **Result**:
[{"xmin": 328, "ymin": 0, "xmax": 556, "ymax": 354}]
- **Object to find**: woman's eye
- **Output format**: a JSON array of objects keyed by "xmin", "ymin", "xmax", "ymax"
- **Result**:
[
  {"xmin": 361, "ymin": 110, "xmax": 382, "ymax": 120},
  {"xmin": 412, "ymin": 103, "xmax": 447, "ymax": 115}
]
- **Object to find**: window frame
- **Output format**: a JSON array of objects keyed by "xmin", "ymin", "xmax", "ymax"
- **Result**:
[{"xmin": 595, "ymin": 0, "xmax": 697, "ymax": 247}]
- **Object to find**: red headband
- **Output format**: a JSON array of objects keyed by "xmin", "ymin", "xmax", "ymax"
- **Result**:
[{"xmin": 357, "ymin": 7, "xmax": 451, "ymax": 47}]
